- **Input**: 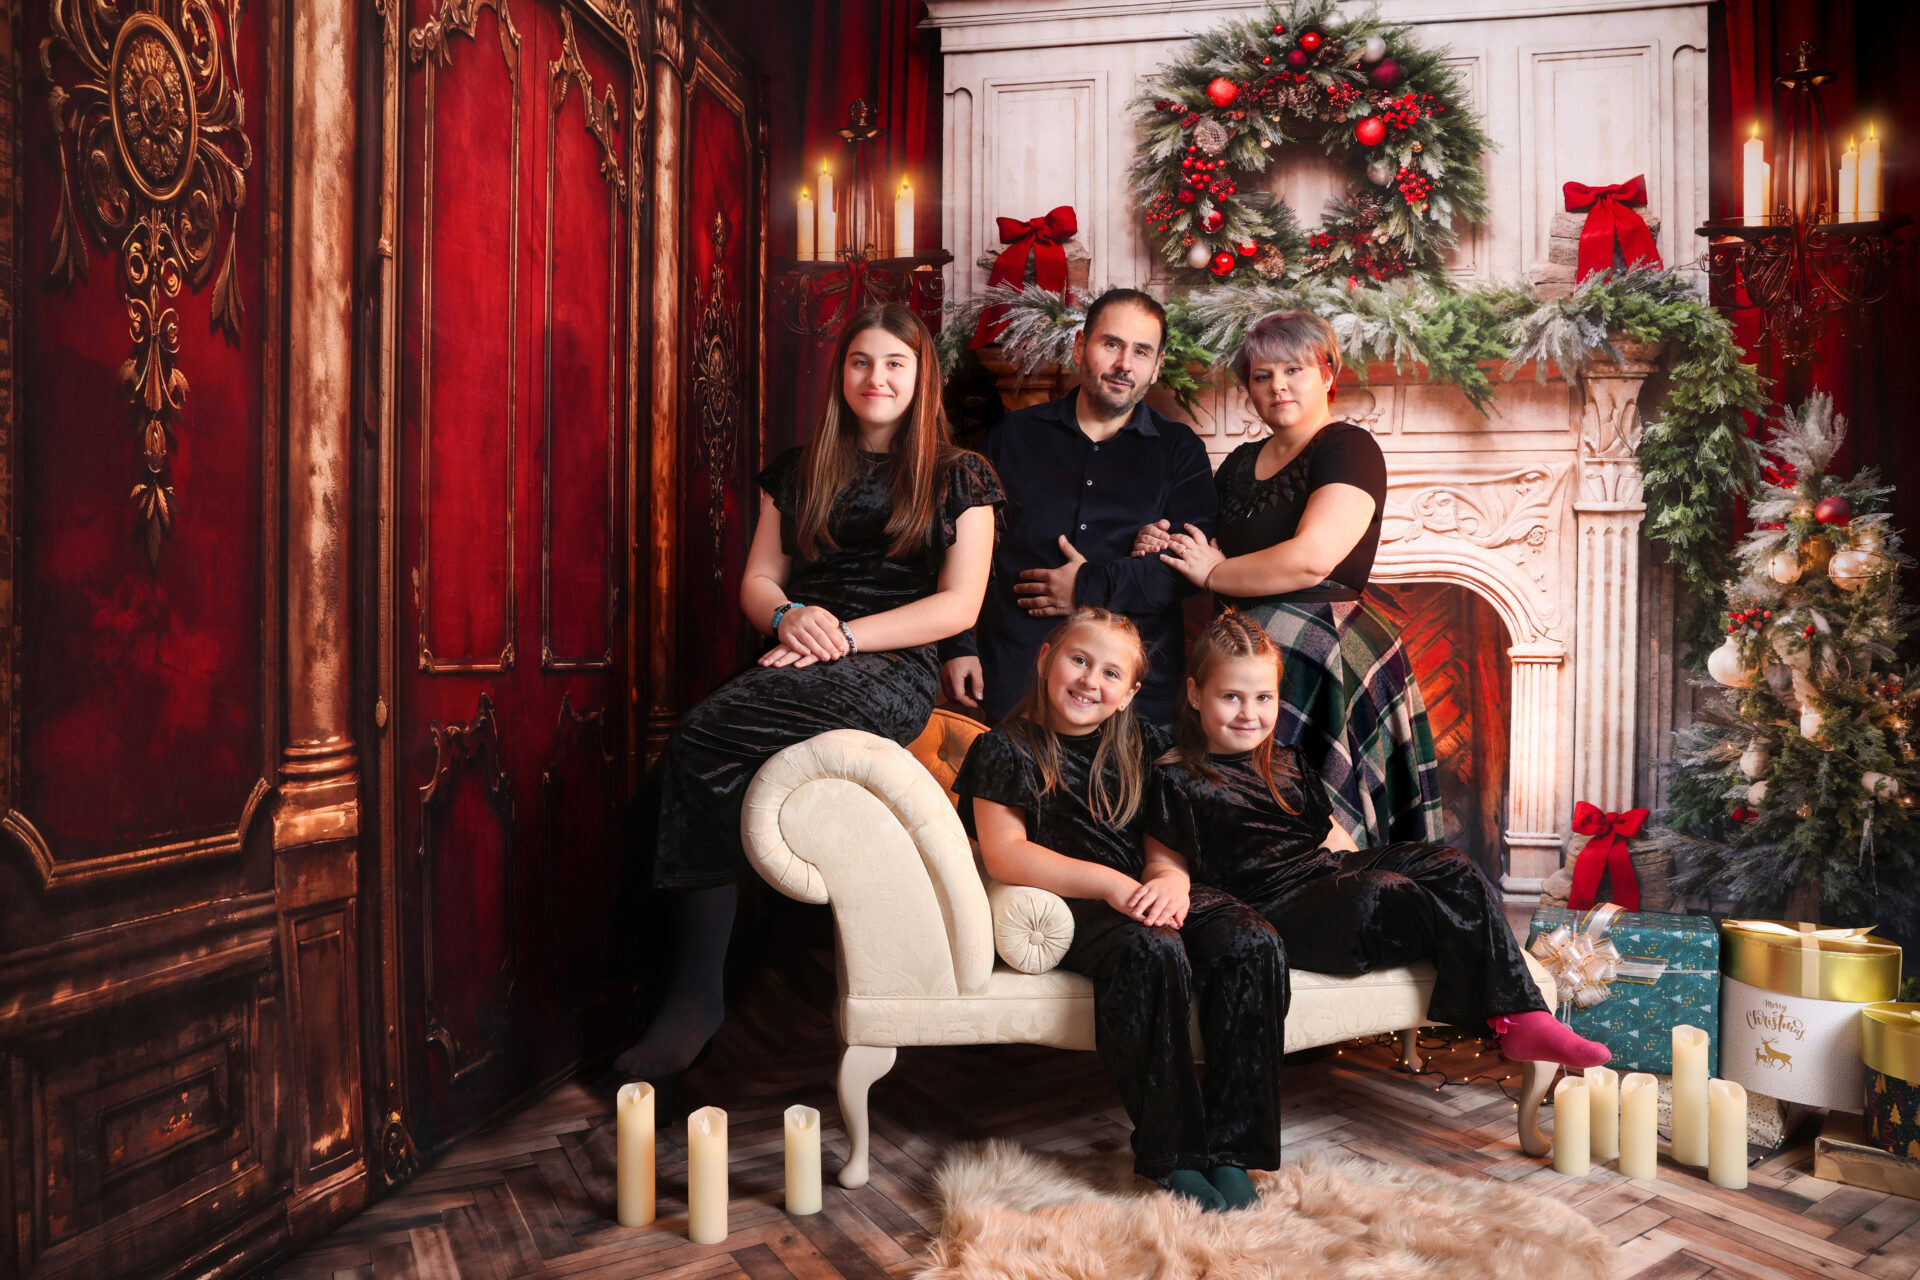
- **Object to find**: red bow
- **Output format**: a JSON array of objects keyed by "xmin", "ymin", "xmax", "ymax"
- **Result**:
[
  {"xmin": 1567, "ymin": 801, "xmax": 1651, "ymax": 912},
  {"xmin": 970, "ymin": 206, "xmax": 1077, "ymax": 349},
  {"xmin": 1562, "ymin": 176, "xmax": 1661, "ymax": 282}
]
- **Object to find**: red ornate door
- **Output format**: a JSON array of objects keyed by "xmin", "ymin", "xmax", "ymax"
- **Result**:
[{"xmin": 371, "ymin": 0, "xmax": 645, "ymax": 1155}]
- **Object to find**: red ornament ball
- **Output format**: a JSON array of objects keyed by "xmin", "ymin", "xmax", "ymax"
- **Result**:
[
  {"xmin": 1272, "ymin": 23, "xmax": 1285, "ymax": 34},
  {"xmin": 1206, "ymin": 77, "xmax": 1240, "ymax": 108},
  {"xmin": 1177, "ymin": 189, "xmax": 1196, "ymax": 204},
  {"xmin": 1368, "ymin": 58, "xmax": 1403, "ymax": 89},
  {"xmin": 1209, "ymin": 251, "xmax": 1236, "ymax": 277},
  {"xmin": 1199, "ymin": 208, "xmax": 1225, "ymax": 233},
  {"xmin": 1237, "ymin": 240, "xmax": 1259, "ymax": 256},
  {"xmin": 1354, "ymin": 116, "xmax": 1387, "ymax": 148},
  {"xmin": 1285, "ymin": 49, "xmax": 1308, "ymax": 69},
  {"xmin": 1297, "ymin": 29, "xmax": 1323, "ymax": 52},
  {"xmin": 1814, "ymin": 495, "xmax": 1855, "ymax": 525}
]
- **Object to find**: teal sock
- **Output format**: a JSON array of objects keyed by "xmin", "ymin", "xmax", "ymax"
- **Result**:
[
  {"xmin": 1162, "ymin": 1168, "xmax": 1227, "ymax": 1212},
  {"xmin": 1206, "ymin": 1164, "xmax": 1259, "ymax": 1210}
]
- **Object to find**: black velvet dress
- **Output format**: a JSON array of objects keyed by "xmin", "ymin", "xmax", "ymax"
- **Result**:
[
  {"xmin": 955, "ymin": 722, "xmax": 1287, "ymax": 1177},
  {"xmin": 648, "ymin": 446, "xmax": 1003, "ymax": 890},
  {"xmin": 1145, "ymin": 749, "xmax": 1546, "ymax": 1028}
]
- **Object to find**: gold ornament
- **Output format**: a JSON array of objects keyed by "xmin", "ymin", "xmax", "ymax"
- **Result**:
[
  {"xmin": 1802, "ymin": 534, "xmax": 1837, "ymax": 575},
  {"xmin": 1767, "ymin": 548, "xmax": 1804, "ymax": 584},
  {"xmin": 1830, "ymin": 548, "xmax": 1890, "ymax": 591}
]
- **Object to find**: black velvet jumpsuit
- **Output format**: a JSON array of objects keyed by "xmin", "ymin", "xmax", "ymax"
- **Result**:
[
  {"xmin": 955, "ymin": 723, "xmax": 1287, "ymax": 1178},
  {"xmin": 1145, "ymin": 748, "xmax": 1547, "ymax": 1030}
]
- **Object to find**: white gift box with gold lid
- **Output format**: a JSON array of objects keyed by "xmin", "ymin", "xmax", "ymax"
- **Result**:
[{"xmin": 1718, "ymin": 920, "xmax": 1903, "ymax": 1111}]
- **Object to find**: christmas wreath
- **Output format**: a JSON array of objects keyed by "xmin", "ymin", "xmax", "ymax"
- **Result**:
[{"xmin": 1131, "ymin": 1, "xmax": 1490, "ymax": 285}]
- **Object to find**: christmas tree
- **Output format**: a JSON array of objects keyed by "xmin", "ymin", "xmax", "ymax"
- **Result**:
[{"xmin": 1653, "ymin": 395, "xmax": 1920, "ymax": 923}]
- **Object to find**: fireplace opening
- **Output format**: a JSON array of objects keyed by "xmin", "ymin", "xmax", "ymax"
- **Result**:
[{"xmin": 1366, "ymin": 583, "xmax": 1513, "ymax": 881}]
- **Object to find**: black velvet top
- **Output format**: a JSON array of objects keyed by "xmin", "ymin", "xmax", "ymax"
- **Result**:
[
  {"xmin": 1145, "ymin": 748, "xmax": 1343, "ymax": 901},
  {"xmin": 757, "ymin": 445, "xmax": 1004, "ymax": 621},
  {"xmin": 955, "ymin": 720, "xmax": 1172, "ymax": 880},
  {"xmin": 1213, "ymin": 423, "xmax": 1387, "ymax": 604}
]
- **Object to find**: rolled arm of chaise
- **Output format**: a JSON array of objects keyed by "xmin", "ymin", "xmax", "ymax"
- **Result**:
[{"xmin": 742, "ymin": 729, "xmax": 996, "ymax": 998}]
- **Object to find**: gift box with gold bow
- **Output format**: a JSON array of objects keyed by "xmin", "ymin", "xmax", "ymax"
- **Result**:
[
  {"xmin": 1526, "ymin": 905, "xmax": 1720, "ymax": 1075},
  {"xmin": 1718, "ymin": 920, "xmax": 1903, "ymax": 1112},
  {"xmin": 1864, "ymin": 1003, "xmax": 1920, "ymax": 1158}
]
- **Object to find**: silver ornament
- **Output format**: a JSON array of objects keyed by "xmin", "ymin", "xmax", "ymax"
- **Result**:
[
  {"xmin": 1186, "ymin": 242, "xmax": 1212, "ymax": 270},
  {"xmin": 1739, "ymin": 741, "xmax": 1773, "ymax": 780},
  {"xmin": 1361, "ymin": 35, "xmax": 1388, "ymax": 64},
  {"xmin": 1746, "ymin": 780, "xmax": 1768, "ymax": 807},
  {"xmin": 1863, "ymin": 771, "xmax": 1900, "ymax": 799},
  {"xmin": 1367, "ymin": 158, "xmax": 1395, "ymax": 187}
]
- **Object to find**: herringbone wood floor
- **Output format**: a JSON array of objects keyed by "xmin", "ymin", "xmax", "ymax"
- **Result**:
[{"xmin": 275, "ymin": 943, "xmax": 1920, "ymax": 1280}]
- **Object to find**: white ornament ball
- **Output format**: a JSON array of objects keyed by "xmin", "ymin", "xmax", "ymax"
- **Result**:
[
  {"xmin": 1746, "ymin": 780, "xmax": 1768, "ymax": 806},
  {"xmin": 1706, "ymin": 637, "xmax": 1754, "ymax": 688},
  {"xmin": 1367, "ymin": 158, "xmax": 1396, "ymax": 187},
  {"xmin": 1361, "ymin": 34, "xmax": 1389, "ymax": 63},
  {"xmin": 1863, "ymin": 771, "xmax": 1900, "ymax": 799},
  {"xmin": 1767, "ymin": 548, "xmax": 1803, "ymax": 584},
  {"xmin": 1829, "ymin": 548, "xmax": 1889, "ymax": 591},
  {"xmin": 1800, "ymin": 705, "xmax": 1825, "ymax": 742},
  {"xmin": 1739, "ymin": 741, "xmax": 1773, "ymax": 779},
  {"xmin": 1186, "ymin": 242, "xmax": 1213, "ymax": 270}
]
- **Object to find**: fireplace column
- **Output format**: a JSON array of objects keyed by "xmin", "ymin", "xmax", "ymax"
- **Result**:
[
  {"xmin": 1505, "ymin": 643, "xmax": 1565, "ymax": 895},
  {"xmin": 1572, "ymin": 343, "xmax": 1665, "ymax": 818}
]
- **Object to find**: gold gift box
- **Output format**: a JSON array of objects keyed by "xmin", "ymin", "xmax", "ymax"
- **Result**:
[
  {"xmin": 1720, "ymin": 919, "xmax": 1902, "ymax": 1003},
  {"xmin": 1865, "ymin": 1002, "xmax": 1920, "ymax": 1086}
]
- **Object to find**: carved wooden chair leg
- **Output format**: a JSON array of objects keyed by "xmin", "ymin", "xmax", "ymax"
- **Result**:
[
  {"xmin": 1517, "ymin": 1060, "xmax": 1557, "ymax": 1157},
  {"xmin": 836, "ymin": 1044, "xmax": 897, "ymax": 1188},
  {"xmin": 1398, "ymin": 1028, "xmax": 1424, "ymax": 1072}
]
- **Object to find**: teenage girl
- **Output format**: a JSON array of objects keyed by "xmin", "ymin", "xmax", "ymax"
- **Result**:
[
  {"xmin": 1147, "ymin": 610, "xmax": 1609, "ymax": 1071},
  {"xmin": 955, "ymin": 606, "xmax": 1286, "ymax": 1212}
]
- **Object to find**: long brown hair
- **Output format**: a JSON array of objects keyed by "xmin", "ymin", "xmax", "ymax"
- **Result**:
[
  {"xmin": 1000, "ymin": 608, "xmax": 1150, "ymax": 829},
  {"xmin": 796, "ymin": 304, "xmax": 954, "ymax": 560},
  {"xmin": 1160, "ymin": 609, "xmax": 1301, "ymax": 813}
]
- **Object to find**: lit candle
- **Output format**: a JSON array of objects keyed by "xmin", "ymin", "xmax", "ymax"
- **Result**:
[
  {"xmin": 1743, "ymin": 122, "xmax": 1767, "ymax": 222},
  {"xmin": 894, "ymin": 178, "xmax": 915, "ymax": 259},
  {"xmin": 798, "ymin": 188, "xmax": 815, "ymax": 261},
  {"xmin": 1708, "ymin": 1079, "xmax": 1749, "ymax": 1190},
  {"xmin": 1619, "ymin": 1072, "xmax": 1658, "ymax": 1180},
  {"xmin": 1553, "ymin": 1075, "xmax": 1591, "ymax": 1176},
  {"xmin": 1584, "ymin": 1066, "xmax": 1619, "ymax": 1162},
  {"xmin": 1839, "ymin": 138, "xmax": 1858, "ymax": 221},
  {"xmin": 1671, "ymin": 1025, "xmax": 1710, "ymax": 1167},
  {"xmin": 784, "ymin": 1105, "xmax": 822, "ymax": 1215},
  {"xmin": 687, "ymin": 1106, "xmax": 728, "ymax": 1244},
  {"xmin": 616, "ymin": 1082, "xmax": 655, "ymax": 1227},
  {"xmin": 818, "ymin": 162, "xmax": 836, "ymax": 261},
  {"xmin": 1860, "ymin": 123, "xmax": 1883, "ymax": 218}
]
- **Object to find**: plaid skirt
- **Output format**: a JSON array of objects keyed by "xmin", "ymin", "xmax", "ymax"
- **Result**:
[{"xmin": 1242, "ymin": 598, "xmax": 1444, "ymax": 848}]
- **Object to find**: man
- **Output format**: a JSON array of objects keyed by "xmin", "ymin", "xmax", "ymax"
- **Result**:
[{"xmin": 941, "ymin": 288, "xmax": 1217, "ymax": 725}]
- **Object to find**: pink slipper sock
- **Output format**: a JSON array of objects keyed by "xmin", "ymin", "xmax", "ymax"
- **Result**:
[{"xmin": 1489, "ymin": 1011, "xmax": 1611, "ymax": 1069}]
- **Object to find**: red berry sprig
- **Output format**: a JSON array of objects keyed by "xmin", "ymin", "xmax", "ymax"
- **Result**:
[
  {"xmin": 1395, "ymin": 166, "xmax": 1432, "ymax": 204},
  {"xmin": 1725, "ymin": 607, "xmax": 1771, "ymax": 634}
]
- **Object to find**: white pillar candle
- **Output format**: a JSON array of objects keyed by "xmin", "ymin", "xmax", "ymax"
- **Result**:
[
  {"xmin": 1743, "ymin": 123, "xmax": 1767, "ymax": 222},
  {"xmin": 1860, "ymin": 124, "xmax": 1883, "ymax": 217},
  {"xmin": 616, "ymin": 1083, "xmax": 655, "ymax": 1227},
  {"xmin": 1584, "ymin": 1066, "xmax": 1620, "ymax": 1162},
  {"xmin": 784, "ymin": 1105, "xmax": 823, "ymax": 1215},
  {"xmin": 1553, "ymin": 1075, "xmax": 1591, "ymax": 1176},
  {"xmin": 1619, "ymin": 1072, "xmax": 1658, "ymax": 1180},
  {"xmin": 1708, "ymin": 1079, "xmax": 1749, "ymax": 1190},
  {"xmin": 818, "ymin": 163, "xmax": 836, "ymax": 260},
  {"xmin": 686, "ymin": 1106, "xmax": 729, "ymax": 1245},
  {"xmin": 798, "ymin": 188, "xmax": 815, "ymax": 261},
  {"xmin": 894, "ymin": 179, "xmax": 914, "ymax": 259},
  {"xmin": 1671, "ymin": 1025, "xmax": 1710, "ymax": 1167},
  {"xmin": 1839, "ymin": 139, "xmax": 1858, "ymax": 221}
]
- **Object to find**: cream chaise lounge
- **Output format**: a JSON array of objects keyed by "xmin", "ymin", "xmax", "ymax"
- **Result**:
[{"xmin": 740, "ymin": 708, "xmax": 1558, "ymax": 1188}]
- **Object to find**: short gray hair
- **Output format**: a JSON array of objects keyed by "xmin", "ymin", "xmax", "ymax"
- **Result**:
[{"xmin": 1230, "ymin": 310, "xmax": 1342, "ymax": 386}]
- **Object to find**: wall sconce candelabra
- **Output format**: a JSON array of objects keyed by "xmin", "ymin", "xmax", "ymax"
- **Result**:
[
  {"xmin": 777, "ymin": 99, "xmax": 951, "ymax": 341},
  {"xmin": 1696, "ymin": 42, "xmax": 1911, "ymax": 371}
]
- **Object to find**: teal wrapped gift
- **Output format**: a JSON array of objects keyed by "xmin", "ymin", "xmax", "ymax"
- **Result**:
[{"xmin": 1526, "ymin": 905, "xmax": 1721, "ymax": 1075}]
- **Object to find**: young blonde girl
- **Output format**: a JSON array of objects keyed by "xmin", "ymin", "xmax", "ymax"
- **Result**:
[
  {"xmin": 1147, "ymin": 611, "xmax": 1609, "ymax": 1070},
  {"xmin": 956, "ymin": 607, "xmax": 1285, "ymax": 1212}
]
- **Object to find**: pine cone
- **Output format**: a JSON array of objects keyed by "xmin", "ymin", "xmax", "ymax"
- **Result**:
[
  {"xmin": 1351, "ymin": 190, "xmax": 1391, "ymax": 227},
  {"xmin": 1254, "ymin": 247, "xmax": 1288, "ymax": 279}
]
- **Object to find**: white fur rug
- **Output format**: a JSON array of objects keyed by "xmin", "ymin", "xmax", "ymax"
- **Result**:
[{"xmin": 918, "ymin": 1140, "xmax": 1616, "ymax": 1280}]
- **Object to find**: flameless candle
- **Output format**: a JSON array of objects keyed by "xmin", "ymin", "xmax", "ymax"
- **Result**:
[
  {"xmin": 1619, "ymin": 1072, "xmax": 1658, "ymax": 1180},
  {"xmin": 1860, "ymin": 123, "xmax": 1883, "ymax": 217},
  {"xmin": 1584, "ymin": 1066, "xmax": 1619, "ymax": 1162},
  {"xmin": 1839, "ymin": 139, "xmax": 1859, "ymax": 221},
  {"xmin": 1671, "ymin": 1025, "xmax": 1710, "ymax": 1167},
  {"xmin": 616, "ymin": 1083, "xmax": 655, "ymax": 1227},
  {"xmin": 1708, "ymin": 1079, "xmax": 1749, "ymax": 1189},
  {"xmin": 894, "ymin": 179, "xmax": 915, "ymax": 259},
  {"xmin": 1553, "ymin": 1075, "xmax": 1591, "ymax": 1176},
  {"xmin": 798, "ymin": 188, "xmax": 815, "ymax": 261},
  {"xmin": 784, "ymin": 1105, "xmax": 822, "ymax": 1215},
  {"xmin": 687, "ymin": 1106, "xmax": 729, "ymax": 1244},
  {"xmin": 1743, "ymin": 123, "xmax": 1768, "ymax": 222},
  {"xmin": 818, "ymin": 163, "xmax": 836, "ymax": 261}
]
